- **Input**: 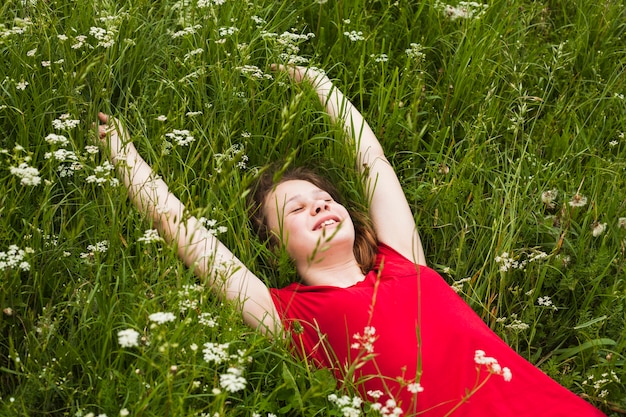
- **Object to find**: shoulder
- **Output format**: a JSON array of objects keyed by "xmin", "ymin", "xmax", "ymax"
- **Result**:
[{"xmin": 373, "ymin": 243, "xmax": 416, "ymax": 268}]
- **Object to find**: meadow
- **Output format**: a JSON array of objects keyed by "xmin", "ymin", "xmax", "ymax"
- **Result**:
[{"xmin": 0, "ymin": 0, "xmax": 625, "ymax": 415}]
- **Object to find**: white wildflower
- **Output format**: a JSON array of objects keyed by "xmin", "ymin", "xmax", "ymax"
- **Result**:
[
  {"xmin": 405, "ymin": 42, "xmax": 425, "ymax": 61},
  {"xmin": 10, "ymin": 163, "xmax": 41, "ymax": 186},
  {"xmin": 137, "ymin": 229, "xmax": 162, "ymax": 244},
  {"xmin": 219, "ymin": 367, "xmax": 246, "ymax": 393},
  {"xmin": 474, "ymin": 350, "xmax": 512, "ymax": 381},
  {"xmin": 351, "ymin": 326, "xmax": 376, "ymax": 353},
  {"xmin": 344, "ymin": 30, "xmax": 364, "ymax": 41},
  {"xmin": 117, "ymin": 328, "xmax": 140, "ymax": 348},
  {"xmin": 165, "ymin": 129, "xmax": 195, "ymax": 146},
  {"xmin": 407, "ymin": 382, "xmax": 424, "ymax": 394},
  {"xmin": 148, "ymin": 312, "xmax": 176, "ymax": 324},
  {"xmin": 202, "ymin": 342, "xmax": 230, "ymax": 363},
  {"xmin": 434, "ymin": 0, "xmax": 488, "ymax": 20},
  {"xmin": 45, "ymin": 133, "xmax": 69, "ymax": 146},
  {"xmin": 16, "ymin": 80, "xmax": 29, "ymax": 90}
]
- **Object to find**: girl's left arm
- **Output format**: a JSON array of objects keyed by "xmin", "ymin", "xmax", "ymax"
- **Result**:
[{"xmin": 279, "ymin": 67, "xmax": 426, "ymax": 265}]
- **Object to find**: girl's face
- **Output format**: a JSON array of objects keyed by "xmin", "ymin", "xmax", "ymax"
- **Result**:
[{"xmin": 263, "ymin": 180, "xmax": 355, "ymax": 267}]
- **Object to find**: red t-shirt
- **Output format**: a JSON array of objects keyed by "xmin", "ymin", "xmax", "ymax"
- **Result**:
[{"xmin": 270, "ymin": 244, "xmax": 605, "ymax": 416}]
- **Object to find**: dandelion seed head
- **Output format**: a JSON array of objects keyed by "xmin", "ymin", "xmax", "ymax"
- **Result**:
[
  {"xmin": 592, "ymin": 222, "xmax": 607, "ymax": 237},
  {"xmin": 541, "ymin": 189, "xmax": 558, "ymax": 205},
  {"xmin": 568, "ymin": 193, "xmax": 588, "ymax": 207}
]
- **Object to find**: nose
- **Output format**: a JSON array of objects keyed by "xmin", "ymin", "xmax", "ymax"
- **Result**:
[{"xmin": 311, "ymin": 199, "xmax": 329, "ymax": 215}]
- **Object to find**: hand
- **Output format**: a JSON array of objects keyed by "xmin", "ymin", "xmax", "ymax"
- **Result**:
[
  {"xmin": 97, "ymin": 112, "xmax": 131, "ymax": 160},
  {"xmin": 97, "ymin": 112, "xmax": 127, "ymax": 143}
]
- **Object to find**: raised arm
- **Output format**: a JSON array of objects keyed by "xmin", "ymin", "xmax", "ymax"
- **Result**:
[
  {"xmin": 278, "ymin": 68, "xmax": 426, "ymax": 265},
  {"xmin": 96, "ymin": 113, "xmax": 280, "ymax": 334}
]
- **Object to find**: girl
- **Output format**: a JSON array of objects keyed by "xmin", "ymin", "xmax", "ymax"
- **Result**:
[{"xmin": 97, "ymin": 66, "xmax": 605, "ymax": 416}]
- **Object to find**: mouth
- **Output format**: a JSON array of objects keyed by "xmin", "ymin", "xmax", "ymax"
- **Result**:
[{"xmin": 313, "ymin": 217, "xmax": 341, "ymax": 231}]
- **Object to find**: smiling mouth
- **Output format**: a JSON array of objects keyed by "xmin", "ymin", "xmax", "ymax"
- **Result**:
[{"xmin": 314, "ymin": 219, "xmax": 339, "ymax": 230}]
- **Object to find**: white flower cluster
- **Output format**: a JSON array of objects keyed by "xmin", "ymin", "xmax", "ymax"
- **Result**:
[
  {"xmin": 344, "ymin": 30, "xmax": 365, "ymax": 42},
  {"xmin": 218, "ymin": 26, "xmax": 239, "ymax": 38},
  {"xmin": 89, "ymin": 26, "xmax": 116, "ymax": 48},
  {"xmin": 370, "ymin": 53, "xmax": 388, "ymax": 63},
  {"xmin": 0, "ymin": 17, "xmax": 32, "ymax": 39},
  {"xmin": 474, "ymin": 349, "xmax": 512, "ymax": 382},
  {"xmin": 45, "ymin": 133, "xmax": 69, "ymax": 146},
  {"xmin": 495, "ymin": 249, "xmax": 548, "ymax": 272},
  {"xmin": 137, "ymin": 229, "xmax": 163, "ymax": 244},
  {"xmin": 165, "ymin": 129, "xmax": 195, "ymax": 146},
  {"xmin": 368, "ymin": 397, "xmax": 403, "ymax": 417},
  {"xmin": 198, "ymin": 217, "xmax": 228, "ymax": 235},
  {"xmin": 260, "ymin": 30, "xmax": 315, "ymax": 65},
  {"xmin": 351, "ymin": 326, "xmax": 376, "ymax": 353},
  {"xmin": 405, "ymin": 42, "xmax": 426, "ymax": 62},
  {"xmin": 328, "ymin": 394, "xmax": 363, "ymax": 417},
  {"xmin": 219, "ymin": 367, "xmax": 246, "ymax": 393},
  {"xmin": 582, "ymin": 371, "xmax": 621, "ymax": 398},
  {"xmin": 80, "ymin": 240, "xmax": 110, "ymax": 259},
  {"xmin": 118, "ymin": 328, "xmax": 140, "ymax": 348},
  {"xmin": 239, "ymin": 65, "xmax": 273, "ymax": 80},
  {"xmin": 52, "ymin": 114, "xmax": 80, "ymax": 130},
  {"xmin": 10, "ymin": 162, "xmax": 41, "ymax": 186},
  {"xmin": 0, "ymin": 245, "xmax": 33, "ymax": 272},
  {"xmin": 170, "ymin": 24, "xmax": 202, "ymax": 39},
  {"xmin": 202, "ymin": 342, "xmax": 230, "ymax": 363},
  {"xmin": 199, "ymin": 312, "xmax": 218, "ymax": 327},
  {"xmin": 407, "ymin": 382, "xmax": 424, "ymax": 394},
  {"xmin": 213, "ymin": 143, "xmax": 248, "ymax": 173},
  {"xmin": 44, "ymin": 114, "xmax": 85, "ymax": 177},
  {"xmin": 177, "ymin": 284, "xmax": 203, "ymax": 313},
  {"xmin": 148, "ymin": 311, "xmax": 176, "ymax": 324},
  {"xmin": 183, "ymin": 48, "xmax": 203, "ymax": 62},
  {"xmin": 197, "ymin": 0, "xmax": 226, "ymax": 7},
  {"xmin": 503, "ymin": 317, "xmax": 530, "ymax": 332},
  {"xmin": 85, "ymin": 161, "xmax": 118, "ymax": 187},
  {"xmin": 450, "ymin": 276, "xmax": 471, "ymax": 293},
  {"xmin": 434, "ymin": 1, "xmax": 488, "ymax": 20}
]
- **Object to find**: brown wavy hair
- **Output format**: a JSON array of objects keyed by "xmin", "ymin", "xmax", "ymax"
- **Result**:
[{"xmin": 248, "ymin": 166, "xmax": 378, "ymax": 275}]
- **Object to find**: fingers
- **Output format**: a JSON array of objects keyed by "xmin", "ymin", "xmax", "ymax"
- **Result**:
[{"xmin": 98, "ymin": 112, "xmax": 109, "ymax": 124}]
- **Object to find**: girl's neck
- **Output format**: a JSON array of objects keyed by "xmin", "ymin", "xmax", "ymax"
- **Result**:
[{"xmin": 297, "ymin": 253, "xmax": 366, "ymax": 287}]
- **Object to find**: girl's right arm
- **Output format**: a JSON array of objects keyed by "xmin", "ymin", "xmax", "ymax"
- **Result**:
[{"xmin": 97, "ymin": 113, "xmax": 281, "ymax": 335}]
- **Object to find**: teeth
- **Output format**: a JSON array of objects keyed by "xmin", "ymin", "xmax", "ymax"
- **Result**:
[{"xmin": 318, "ymin": 219, "xmax": 336, "ymax": 229}]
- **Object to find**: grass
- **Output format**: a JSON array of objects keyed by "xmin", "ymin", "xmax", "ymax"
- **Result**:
[{"xmin": 1, "ymin": 0, "xmax": 625, "ymax": 415}]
